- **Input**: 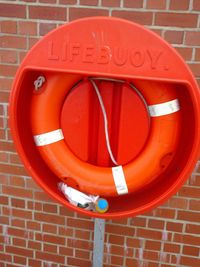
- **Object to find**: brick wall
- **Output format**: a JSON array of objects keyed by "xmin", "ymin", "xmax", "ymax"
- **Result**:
[{"xmin": 0, "ymin": 0, "xmax": 200, "ymax": 266}]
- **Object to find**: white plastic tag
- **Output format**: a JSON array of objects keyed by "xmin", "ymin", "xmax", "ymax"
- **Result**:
[
  {"xmin": 148, "ymin": 99, "xmax": 180, "ymax": 117},
  {"xmin": 58, "ymin": 182, "xmax": 99, "ymax": 210},
  {"xmin": 34, "ymin": 129, "xmax": 64, "ymax": 146},
  {"xmin": 112, "ymin": 166, "xmax": 128, "ymax": 195}
]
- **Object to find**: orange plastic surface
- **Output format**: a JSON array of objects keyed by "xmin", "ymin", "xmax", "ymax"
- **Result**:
[{"xmin": 9, "ymin": 17, "xmax": 200, "ymax": 218}]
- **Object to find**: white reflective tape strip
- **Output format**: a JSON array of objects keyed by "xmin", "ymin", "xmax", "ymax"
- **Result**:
[
  {"xmin": 148, "ymin": 99, "xmax": 180, "ymax": 117},
  {"xmin": 34, "ymin": 129, "xmax": 64, "ymax": 146},
  {"xmin": 112, "ymin": 166, "xmax": 128, "ymax": 195}
]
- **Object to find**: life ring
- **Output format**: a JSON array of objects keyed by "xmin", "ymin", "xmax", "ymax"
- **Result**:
[{"xmin": 31, "ymin": 73, "xmax": 181, "ymax": 197}]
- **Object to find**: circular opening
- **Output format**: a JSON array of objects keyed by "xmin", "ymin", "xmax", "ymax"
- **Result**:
[{"xmin": 61, "ymin": 78, "xmax": 150, "ymax": 167}]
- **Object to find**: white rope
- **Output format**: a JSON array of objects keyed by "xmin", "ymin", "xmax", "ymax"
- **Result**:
[{"xmin": 90, "ymin": 79, "xmax": 118, "ymax": 166}]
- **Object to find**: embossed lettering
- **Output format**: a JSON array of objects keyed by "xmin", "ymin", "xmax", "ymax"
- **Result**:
[
  {"xmin": 113, "ymin": 47, "xmax": 128, "ymax": 66},
  {"xmin": 130, "ymin": 49, "xmax": 145, "ymax": 67},
  {"xmin": 97, "ymin": 46, "xmax": 110, "ymax": 64},
  {"xmin": 146, "ymin": 50, "xmax": 163, "ymax": 70},
  {"xmin": 69, "ymin": 43, "xmax": 81, "ymax": 61},
  {"xmin": 82, "ymin": 45, "xmax": 95, "ymax": 63},
  {"xmin": 61, "ymin": 41, "xmax": 68, "ymax": 61},
  {"xmin": 48, "ymin": 41, "xmax": 59, "ymax": 60}
]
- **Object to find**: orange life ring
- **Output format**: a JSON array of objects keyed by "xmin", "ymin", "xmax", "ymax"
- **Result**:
[{"xmin": 31, "ymin": 73, "xmax": 181, "ymax": 197}]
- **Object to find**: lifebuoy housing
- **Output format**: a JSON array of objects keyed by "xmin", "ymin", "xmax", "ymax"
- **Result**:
[
  {"xmin": 9, "ymin": 17, "xmax": 200, "ymax": 218},
  {"xmin": 31, "ymin": 73, "xmax": 181, "ymax": 197}
]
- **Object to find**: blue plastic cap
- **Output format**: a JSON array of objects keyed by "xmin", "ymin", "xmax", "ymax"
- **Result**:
[{"xmin": 97, "ymin": 199, "xmax": 108, "ymax": 210}]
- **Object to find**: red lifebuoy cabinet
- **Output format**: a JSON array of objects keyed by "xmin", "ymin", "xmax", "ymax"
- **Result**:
[{"xmin": 10, "ymin": 17, "xmax": 200, "ymax": 218}]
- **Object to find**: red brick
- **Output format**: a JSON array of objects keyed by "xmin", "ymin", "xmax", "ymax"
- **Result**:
[
  {"xmin": 59, "ymin": 226, "xmax": 73, "ymax": 237},
  {"xmin": 6, "ymin": 246, "xmax": 33, "ymax": 258},
  {"xmin": 0, "ymin": 216, "xmax": 9, "ymax": 225},
  {"xmin": 112, "ymin": 10, "xmax": 153, "ymax": 25},
  {"xmin": 10, "ymin": 176, "xmax": 25, "ymax": 187},
  {"xmin": 111, "ymin": 255, "xmax": 124, "ymax": 266},
  {"xmin": 42, "ymin": 233, "xmax": 65, "ymax": 245},
  {"xmin": 155, "ymin": 13, "xmax": 198, "ymax": 27},
  {"xmin": 183, "ymin": 245, "xmax": 199, "ymax": 256},
  {"xmin": 26, "ymin": 221, "xmax": 41, "ymax": 231},
  {"xmin": 166, "ymin": 222, "xmax": 183, "ymax": 232},
  {"xmin": 141, "ymin": 250, "xmax": 159, "ymax": 261},
  {"xmin": 0, "ymin": 21, "xmax": 17, "ymax": 33},
  {"xmin": 167, "ymin": 197, "xmax": 188, "ymax": 209},
  {"xmin": 147, "ymin": 0, "xmax": 166, "ymax": 9},
  {"xmin": 0, "ymin": 35, "xmax": 26, "ymax": 49},
  {"xmin": 28, "ymin": 259, "xmax": 42, "ymax": 267},
  {"xmin": 108, "ymin": 234, "xmax": 125, "ymax": 245},
  {"xmin": 130, "ymin": 217, "xmax": 146, "ymax": 227},
  {"xmin": 12, "ymin": 208, "xmax": 32, "ymax": 219},
  {"xmin": 0, "ymin": 195, "xmax": 9, "ymax": 205},
  {"xmin": 164, "ymin": 30, "xmax": 184, "ymax": 44},
  {"xmin": 145, "ymin": 240, "xmax": 161, "ymax": 251},
  {"xmin": 102, "ymin": 0, "xmax": 120, "ymax": 7},
  {"xmin": 125, "ymin": 258, "xmax": 139, "ymax": 267},
  {"xmin": 28, "ymin": 240, "xmax": 42, "ymax": 250},
  {"xmin": 174, "ymin": 233, "xmax": 200, "ymax": 246},
  {"xmin": 36, "ymin": 251, "xmax": 65, "ymax": 264},
  {"xmin": 1, "ymin": 143, "xmax": 15, "ymax": 154},
  {"xmin": 137, "ymin": 228, "xmax": 162, "ymax": 240},
  {"xmin": 42, "ymin": 223, "xmax": 57, "ymax": 234},
  {"xmin": 34, "ymin": 191, "xmax": 53, "ymax": 202},
  {"xmin": 68, "ymin": 238, "xmax": 93, "ymax": 250},
  {"xmin": 175, "ymin": 47, "xmax": 193, "ymax": 61},
  {"xmin": 180, "ymin": 256, "xmax": 200, "ymax": 267},
  {"xmin": 28, "ymin": 37, "xmax": 40, "ymax": 49},
  {"xmin": 18, "ymin": 21, "xmax": 37, "ymax": 35},
  {"xmin": 75, "ymin": 249, "xmax": 90, "ymax": 260},
  {"xmin": 13, "ymin": 255, "xmax": 26, "ymax": 265},
  {"xmin": 163, "ymin": 243, "xmax": 180, "ymax": 253},
  {"xmin": 69, "ymin": 8, "xmax": 108, "ymax": 21},
  {"xmin": 189, "ymin": 63, "xmax": 200, "ymax": 77},
  {"xmin": 2, "ymin": 185, "xmax": 33, "ymax": 198},
  {"xmin": 123, "ymin": 0, "xmax": 143, "ymax": 8},
  {"xmin": 154, "ymin": 208, "xmax": 175, "ymax": 219},
  {"xmin": 189, "ymin": 199, "xmax": 200, "ymax": 211},
  {"xmin": 80, "ymin": 0, "xmax": 98, "ymax": 5},
  {"xmin": 0, "ymin": 253, "xmax": 12, "ymax": 263},
  {"xmin": 148, "ymin": 219, "xmax": 165, "ymax": 229},
  {"xmin": 185, "ymin": 31, "xmax": 200, "ymax": 46},
  {"xmin": 39, "ymin": 0, "xmax": 57, "ymax": 3},
  {"xmin": 106, "ymin": 224, "xmax": 135, "ymax": 236},
  {"xmin": 0, "ymin": 91, "xmax": 13, "ymax": 102},
  {"xmin": 126, "ymin": 237, "xmax": 141, "ymax": 248},
  {"xmin": 67, "ymin": 257, "xmax": 91, "ymax": 267},
  {"xmin": 34, "ymin": 212, "xmax": 65, "ymax": 225},
  {"xmin": 43, "ymin": 243, "xmax": 57, "ymax": 253},
  {"xmin": 39, "ymin": 23, "xmax": 56, "ymax": 36},
  {"xmin": 68, "ymin": 218, "xmax": 93, "ymax": 230},
  {"xmin": 29, "ymin": 6, "xmax": 66, "ymax": 20},
  {"xmin": 178, "ymin": 210, "xmax": 200, "ymax": 223},
  {"xmin": 193, "ymin": 0, "xmax": 200, "ymax": 10},
  {"xmin": 185, "ymin": 224, "xmax": 200, "ymax": 234},
  {"xmin": 59, "ymin": 206, "xmax": 74, "ymax": 217},
  {"xmin": 43, "ymin": 203, "xmax": 58, "ymax": 213},
  {"xmin": 59, "ymin": 246, "xmax": 74, "ymax": 256},
  {"xmin": 59, "ymin": 0, "xmax": 77, "ymax": 4},
  {"xmin": 12, "ymin": 237, "xmax": 26, "ymax": 247},
  {"xmin": 0, "ymin": 3, "xmax": 26, "ymax": 18},
  {"xmin": 9, "ymin": 153, "xmax": 22, "ymax": 165},
  {"xmin": 170, "ymin": 0, "xmax": 190, "ymax": 10},
  {"xmin": 27, "ymin": 201, "xmax": 42, "ymax": 211},
  {"xmin": 11, "ymin": 218, "xmax": 25, "ymax": 228},
  {"xmin": 0, "ymin": 64, "xmax": 17, "ymax": 77},
  {"xmin": 75, "ymin": 229, "xmax": 90, "ymax": 240},
  {"xmin": 26, "ymin": 179, "xmax": 41, "ymax": 190},
  {"xmin": 0, "ymin": 50, "xmax": 17, "ymax": 64}
]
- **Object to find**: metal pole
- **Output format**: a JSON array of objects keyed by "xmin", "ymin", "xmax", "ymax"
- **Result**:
[{"xmin": 92, "ymin": 218, "xmax": 106, "ymax": 267}]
